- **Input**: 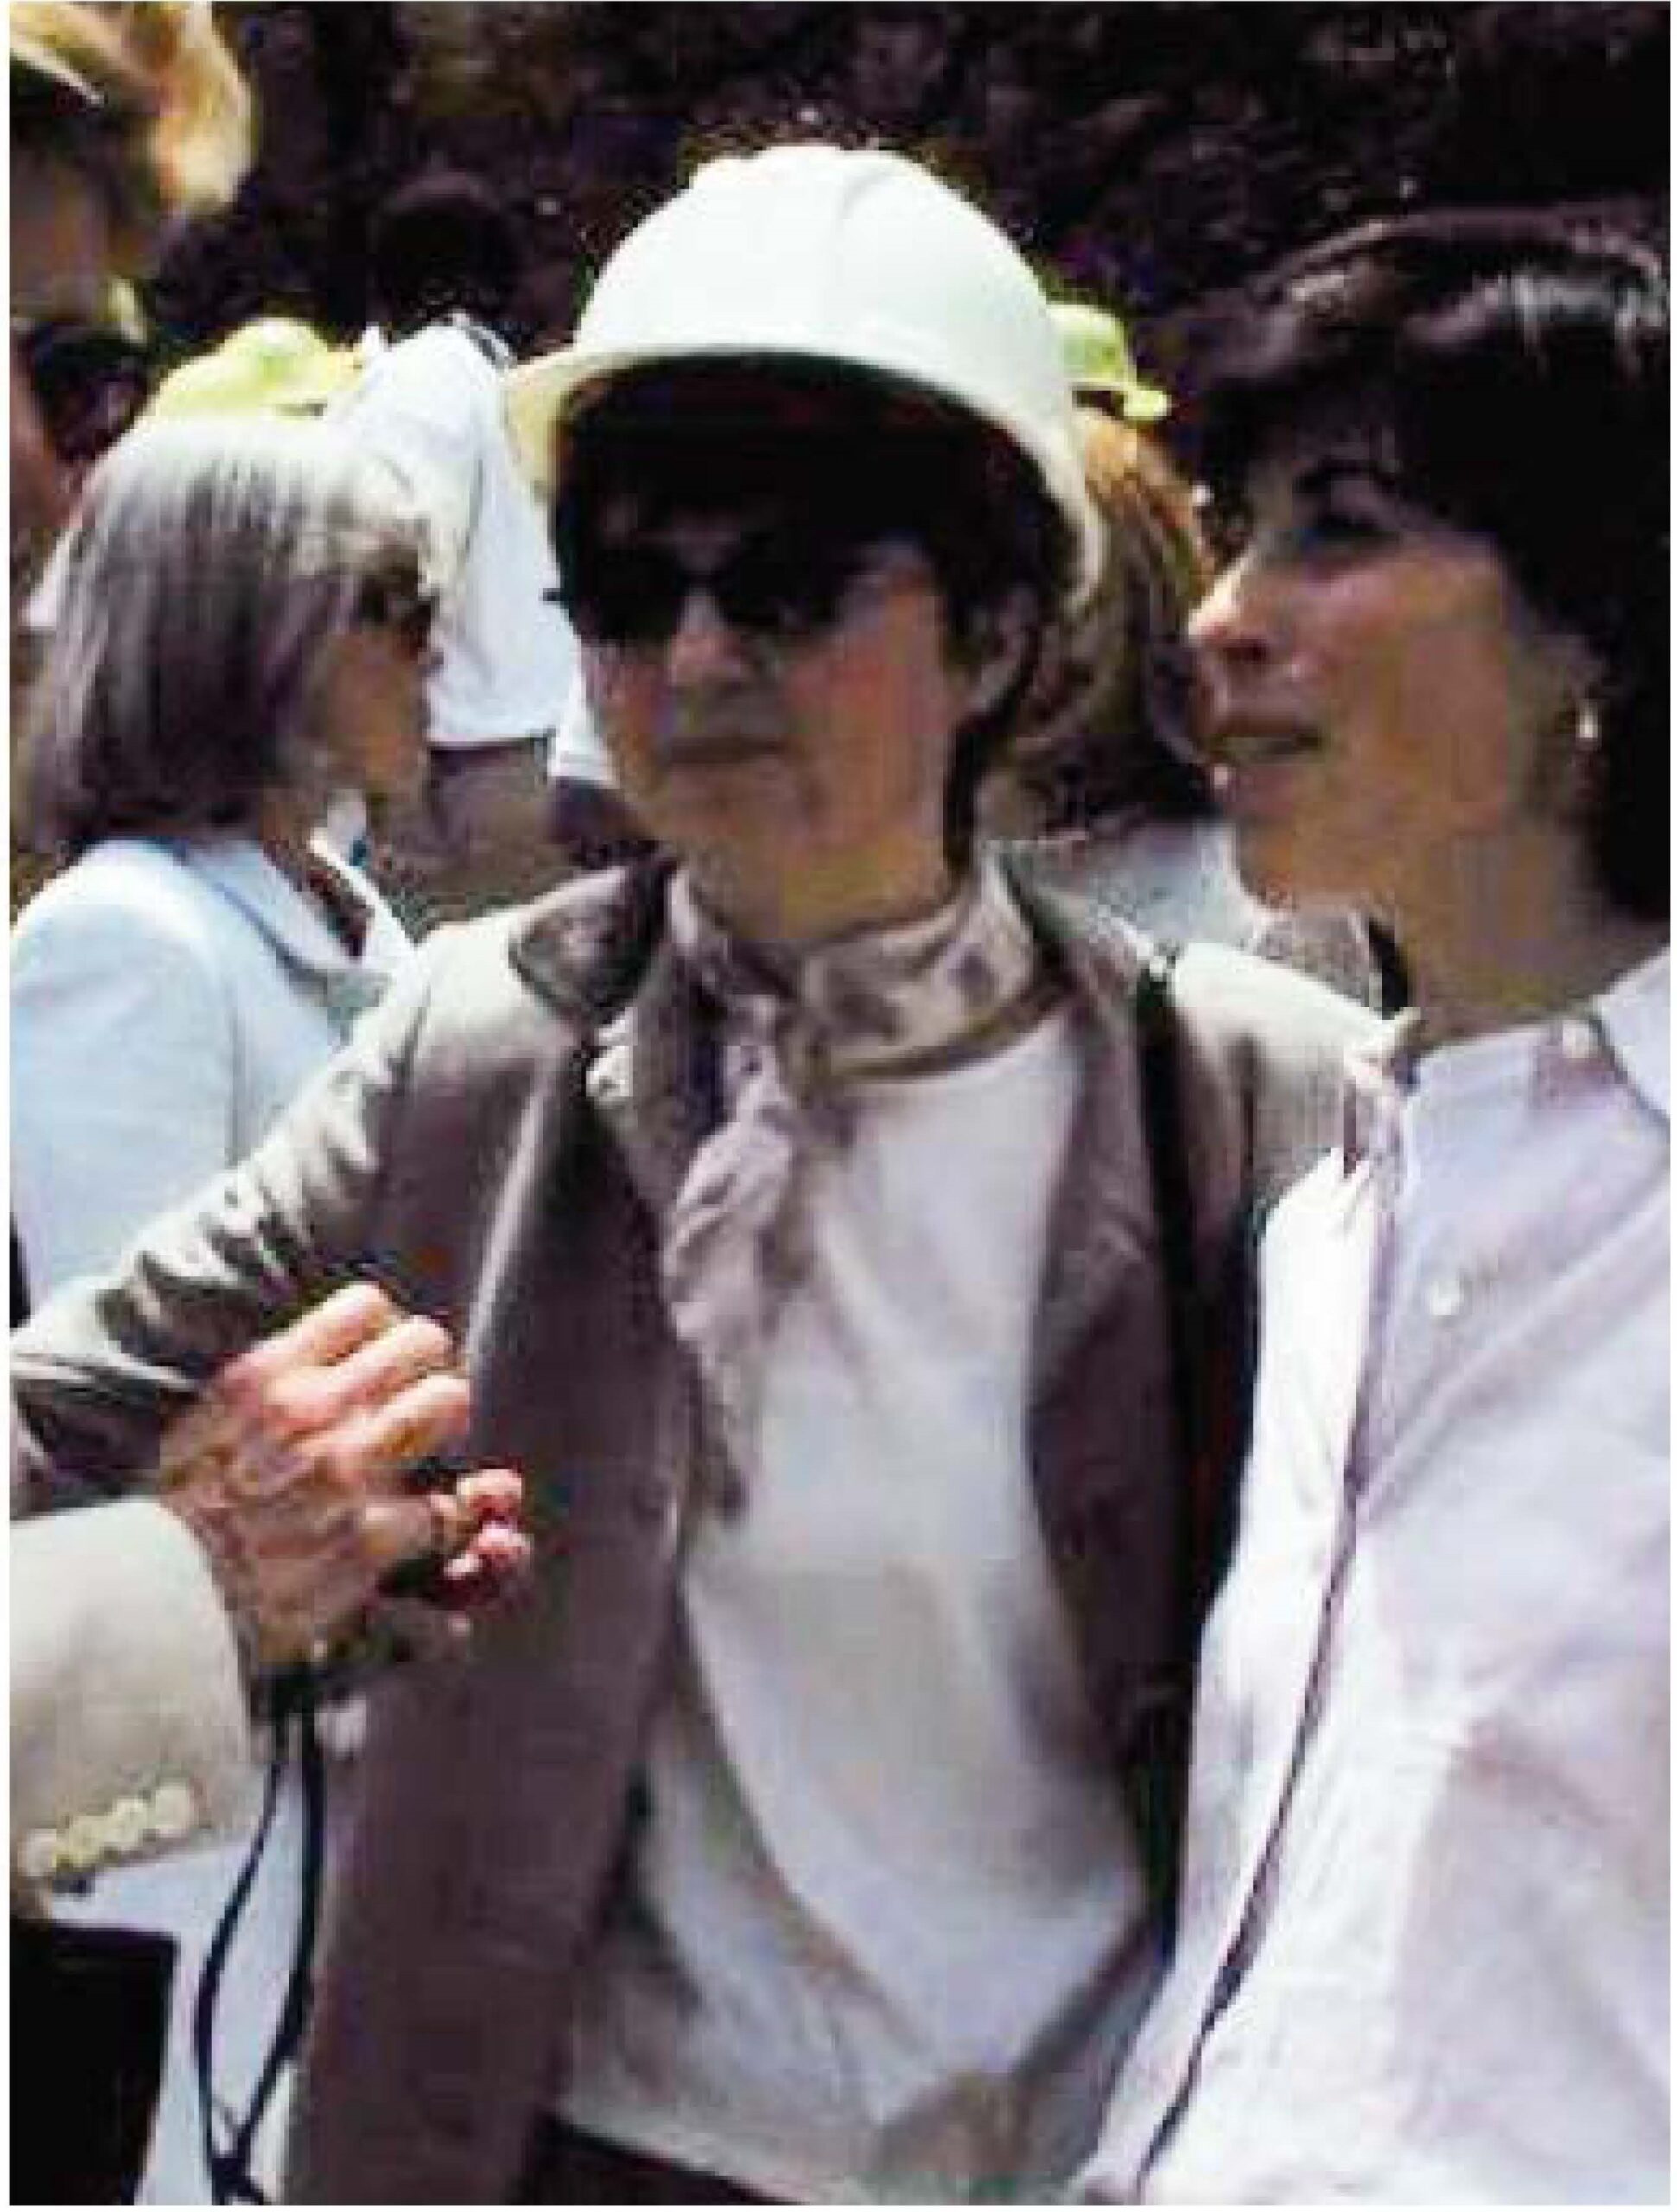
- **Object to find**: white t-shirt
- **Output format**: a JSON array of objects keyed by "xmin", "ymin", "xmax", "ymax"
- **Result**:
[
  {"xmin": 562, "ymin": 1009, "xmax": 1160, "ymax": 2202},
  {"xmin": 331, "ymin": 321, "xmax": 577, "ymax": 747}
]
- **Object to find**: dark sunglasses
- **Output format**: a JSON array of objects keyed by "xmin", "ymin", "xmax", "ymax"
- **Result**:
[
  {"xmin": 551, "ymin": 520, "xmax": 920, "ymax": 649},
  {"xmin": 354, "ymin": 571, "xmax": 436, "ymax": 653}
]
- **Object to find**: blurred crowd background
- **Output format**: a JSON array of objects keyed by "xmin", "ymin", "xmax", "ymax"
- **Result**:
[{"xmin": 149, "ymin": 3, "xmax": 1667, "ymax": 405}]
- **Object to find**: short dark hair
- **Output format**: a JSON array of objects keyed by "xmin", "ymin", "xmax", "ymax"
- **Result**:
[
  {"xmin": 552, "ymin": 357, "xmax": 1072, "ymax": 864},
  {"xmin": 1196, "ymin": 210, "xmax": 1668, "ymax": 921},
  {"xmin": 369, "ymin": 169, "xmax": 521, "ymax": 333}
]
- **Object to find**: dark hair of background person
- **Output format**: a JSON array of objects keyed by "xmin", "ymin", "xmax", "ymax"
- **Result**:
[
  {"xmin": 1193, "ymin": 207, "xmax": 1669, "ymax": 923},
  {"xmin": 368, "ymin": 167, "xmax": 524, "ymax": 336},
  {"xmin": 1010, "ymin": 408, "xmax": 1219, "ymax": 834},
  {"xmin": 552, "ymin": 358, "xmax": 1073, "ymax": 866}
]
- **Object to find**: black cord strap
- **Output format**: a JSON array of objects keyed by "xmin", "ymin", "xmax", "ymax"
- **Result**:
[
  {"xmin": 1135, "ymin": 943, "xmax": 1201, "ymax": 1497},
  {"xmin": 194, "ymin": 1675, "xmax": 328, "ymax": 2205},
  {"xmin": 1132, "ymin": 943, "xmax": 1204, "ymax": 1929}
]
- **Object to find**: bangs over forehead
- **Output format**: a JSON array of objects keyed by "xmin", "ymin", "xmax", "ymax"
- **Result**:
[
  {"xmin": 551, "ymin": 355, "xmax": 1076, "ymax": 874},
  {"xmin": 557, "ymin": 358, "xmax": 1028, "ymax": 532},
  {"xmin": 1196, "ymin": 213, "xmax": 1664, "ymax": 522}
]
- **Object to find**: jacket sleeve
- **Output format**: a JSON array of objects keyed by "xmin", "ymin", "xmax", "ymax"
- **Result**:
[
  {"xmin": 10, "ymin": 1499, "xmax": 254, "ymax": 1891},
  {"xmin": 1171, "ymin": 939, "xmax": 1377, "ymax": 1216},
  {"xmin": 10, "ymin": 927, "xmax": 448, "ymax": 1516},
  {"xmin": 11, "ymin": 862, "xmax": 237, "ymax": 1301}
]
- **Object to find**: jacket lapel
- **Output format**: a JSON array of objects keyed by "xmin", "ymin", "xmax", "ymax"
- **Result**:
[
  {"xmin": 507, "ymin": 858, "xmax": 716, "ymax": 1227},
  {"xmin": 585, "ymin": 943, "xmax": 717, "ymax": 1226},
  {"xmin": 1007, "ymin": 870, "xmax": 1158, "ymax": 1389}
]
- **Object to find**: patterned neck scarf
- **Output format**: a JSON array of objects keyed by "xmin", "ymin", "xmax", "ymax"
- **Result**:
[{"xmin": 661, "ymin": 851, "xmax": 1051, "ymax": 1483}]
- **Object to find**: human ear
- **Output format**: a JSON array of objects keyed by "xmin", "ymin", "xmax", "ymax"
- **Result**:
[{"xmin": 957, "ymin": 587, "xmax": 1039, "ymax": 717}]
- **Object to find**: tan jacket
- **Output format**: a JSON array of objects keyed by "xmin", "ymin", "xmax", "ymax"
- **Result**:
[
  {"xmin": 10, "ymin": 862, "xmax": 1374, "ymax": 2202},
  {"xmin": 10, "ymin": 1500, "xmax": 252, "ymax": 1896}
]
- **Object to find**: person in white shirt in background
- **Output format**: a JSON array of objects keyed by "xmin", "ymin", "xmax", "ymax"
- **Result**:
[
  {"xmin": 8, "ymin": 0, "xmax": 521, "ymax": 1879},
  {"xmin": 545, "ymin": 661, "xmax": 658, "ymax": 872},
  {"xmin": 330, "ymin": 168, "xmax": 581, "ymax": 926},
  {"xmin": 1081, "ymin": 210, "xmax": 1668, "ymax": 2206}
]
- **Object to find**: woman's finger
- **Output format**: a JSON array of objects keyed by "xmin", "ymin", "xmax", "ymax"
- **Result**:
[
  {"xmin": 302, "ymin": 1312, "xmax": 458, "ymax": 1428},
  {"xmin": 327, "ymin": 1371, "xmax": 473, "ymax": 1493},
  {"xmin": 223, "ymin": 1281, "xmax": 398, "ymax": 1390}
]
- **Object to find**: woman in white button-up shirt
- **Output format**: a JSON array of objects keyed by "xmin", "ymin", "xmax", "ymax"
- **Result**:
[
  {"xmin": 1083, "ymin": 213, "xmax": 1668, "ymax": 2204},
  {"xmin": 13, "ymin": 415, "xmax": 434, "ymax": 1299}
]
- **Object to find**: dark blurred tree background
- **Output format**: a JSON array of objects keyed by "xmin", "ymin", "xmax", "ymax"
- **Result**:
[{"xmin": 151, "ymin": 2, "xmax": 1667, "ymax": 409}]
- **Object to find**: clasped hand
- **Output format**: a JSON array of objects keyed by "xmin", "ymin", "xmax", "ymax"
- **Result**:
[{"xmin": 156, "ymin": 1282, "xmax": 530, "ymax": 1675}]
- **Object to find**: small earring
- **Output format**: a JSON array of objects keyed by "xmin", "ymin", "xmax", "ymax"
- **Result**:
[{"xmin": 1574, "ymin": 698, "xmax": 1602, "ymax": 756}]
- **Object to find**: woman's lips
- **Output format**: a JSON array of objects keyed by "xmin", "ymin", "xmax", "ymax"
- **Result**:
[
  {"xmin": 1213, "ymin": 719, "xmax": 1324, "ymax": 770},
  {"xmin": 1212, "ymin": 722, "xmax": 1326, "ymax": 823},
  {"xmin": 654, "ymin": 709, "xmax": 785, "ymax": 772}
]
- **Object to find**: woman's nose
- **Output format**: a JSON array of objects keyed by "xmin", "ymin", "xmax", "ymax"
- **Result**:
[
  {"xmin": 1187, "ymin": 557, "xmax": 1281, "ymax": 710},
  {"xmin": 664, "ymin": 586, "xmax": 751, "ymax": 685}
]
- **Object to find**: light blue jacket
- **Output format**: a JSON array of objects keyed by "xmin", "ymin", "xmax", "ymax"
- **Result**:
[{"xmin": 11, "ymin": 830, "xmax": 410, "ymax": 1299}]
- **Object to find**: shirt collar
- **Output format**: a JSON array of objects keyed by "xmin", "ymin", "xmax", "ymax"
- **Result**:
[
  {"xmin": 1339, "ymin": 949, "xmax": 1672, "ymax": 1168},
  {"xmin": 1595, "ymin": 946, "xmax": 1670, "ymax": 1124},
  {"xmin": 1340, "ymin": 1008, "xmax": 1426, "ymax": 1170},
  {"xmin": 176, "ymin": 835, "xmax": 409, "ymax": 998}
]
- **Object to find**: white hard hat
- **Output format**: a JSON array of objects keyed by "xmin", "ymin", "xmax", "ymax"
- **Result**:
[{"xmin": 507, "ymin": 143, "xmax": 1102, "ymax": 604}]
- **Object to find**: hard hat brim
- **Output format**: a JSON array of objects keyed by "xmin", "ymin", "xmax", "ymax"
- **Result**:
[
  {"xmin": 505, "ymin": 339, "xmax": 1104, "ymax": 610},
  {"xmin": 505, "ymin": 344, "xmax": 639, "ymax": 497},
  {"xmin": 508, "ymin": 339, "xmax": 1039, "ymax": 493}
]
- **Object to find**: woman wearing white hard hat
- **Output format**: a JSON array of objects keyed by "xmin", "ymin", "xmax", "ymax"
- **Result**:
[{"xmin": 15, "ymin": 144, "xmax": 1372, "ymax": 2205}]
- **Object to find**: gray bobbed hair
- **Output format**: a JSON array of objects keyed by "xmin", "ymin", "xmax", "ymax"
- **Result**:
[{"xmin": 24, "ymin": 415, "xmax": 429, "ymax": 857}]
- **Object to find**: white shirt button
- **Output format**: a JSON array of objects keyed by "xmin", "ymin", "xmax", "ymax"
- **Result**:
[
  {"xmin": 1556, "ymin": 1016, "xmax": 1597, "ymax": 1065},
  {"xmin": 17, "ymin": 1829, "xmax": 63, "ymax": 1883},
  {"xmin": 1426, "ymin": 1274, "xmax": 1468, "ymax": 1323},
  {"xmin": 107, "ymin": 1796, "xmax": 150, "ymax": 1854},
  {"xmin": 64, "ymin": 1813, "xmax": 105, "ymax": 1870},
  {"xmin": 148, "ymin": 1781, "xmax": 198, "ymax": 1840}
]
